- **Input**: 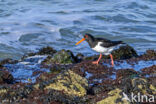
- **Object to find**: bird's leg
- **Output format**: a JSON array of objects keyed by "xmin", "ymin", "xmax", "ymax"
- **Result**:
[
  {"xmin": 110, "ymin": 54, "xmax": 114, "ymax": 67},
  {"xmin": 92, "ymin": 53, "xmax": 102, "ymax": 65}
]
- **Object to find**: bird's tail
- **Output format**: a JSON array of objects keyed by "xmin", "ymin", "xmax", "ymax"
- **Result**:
[
  {"xmin": 116, "ymin": 41, "xmax": 126, "ymax": 45},
  {"xmin": 120, "ymin": 41, "xmax": 126, "ymax": 44}
]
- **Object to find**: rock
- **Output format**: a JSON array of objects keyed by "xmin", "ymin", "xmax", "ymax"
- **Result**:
[
  {"xmin": 96, "ymin": 88, "xmax": 130, "ymax": 104},
  {"xmin": 75, "ymin": 53, "xmax": 84, "ymax": 62},
  {"xmin": 88, "ymin": 84, "xmax": 114, "ymax": 95},
  {"xmin": 0, "ymin": 58, "xmax": 18, "ymax": 66},
  {"xmin": 131, "ymin": 78, "xmax": 156, "ymax": 95},
  {"xmin": 141, "ymin": 65, "xmax": 156, "ymax": 75},
  {"xmin": 37, "ymin": 46, "xmax": 57, "ymax": 55},
  {"xmin": 21, "ymin": 46, "xmax": 57, "ymax": 59},
  {"xmin": 140, "ymin": 50, "xmax": 156, "ymax": 60},
  {"xmin": 49, "ymin": 65, "xmax": 67, "ymax": 74},
  {"xmin": 116, "ymin": 69, "xmax": 139, "ymax": 80},
  {"xmin": 0, "ymin": 71, "xmax": 14, "ymax": 84},
  {"xmin": 111, "ymin": 45, "xmax": 138, "ymax": 59},
  {"xmin": 42, "ymin": 49, "xmax": 76, "ymax": 64},
  {"xmin": 42, "ymin": 70, "xmax": 88, "ymax": 97},
  {"xmin": 0, "ymin": 84, "xmax": 33, "ymax": 103}
]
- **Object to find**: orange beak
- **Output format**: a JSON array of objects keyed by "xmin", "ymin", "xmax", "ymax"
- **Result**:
[{"xmin": 75, "ymin": 38, "xmax": 85, "ymax": 45}]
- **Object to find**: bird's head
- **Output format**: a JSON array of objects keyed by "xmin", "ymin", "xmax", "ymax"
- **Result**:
[{"xmin": 75, "ymin": 33, "xmax": 94, "ymax": 45}]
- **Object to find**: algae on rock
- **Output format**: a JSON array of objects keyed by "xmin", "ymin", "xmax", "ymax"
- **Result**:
[
  {"xmin": 44, "ymin": 70, "xmax": 88, "ymax": 97},
  {"xmin": 111, "ymin": 45, "xmax": 138, "ymax": 59},
  {"xmin": 43, "ymin": 49, "xmax": 76, "ymax": 64},
  {"xmin": 97, "ymin": 88, "xmax": 130, "ymax": 104},
  {"xmin": 131, "ymin": 78, "xmax": 156, "ymax": 95}
]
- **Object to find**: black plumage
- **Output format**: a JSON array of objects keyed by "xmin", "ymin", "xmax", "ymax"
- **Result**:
[{"xmin": 84, "ymin": 33, "xmax": 124, "ymax": 48}]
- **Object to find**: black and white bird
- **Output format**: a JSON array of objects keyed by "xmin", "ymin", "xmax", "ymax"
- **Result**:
[{"xmin": 76, "ymin": 33, "xmax": 124, "ymax": 66}]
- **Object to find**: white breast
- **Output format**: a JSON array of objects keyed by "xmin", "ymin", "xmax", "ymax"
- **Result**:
[{"xmin": 92, "ymin": 42, "xmax": 114, "ymax": 55}]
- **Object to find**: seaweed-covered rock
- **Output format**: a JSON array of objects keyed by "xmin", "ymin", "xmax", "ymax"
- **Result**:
[
  {"xmin": 141, "ymin": 65, "xmax": 156, "ymax": 77},
  {"xmin": 140, "ymin": 50, "xmax": 156, "ymax": 60},
  {"xmin": 116, "ymin": 69, "xmax": 139, "ymax": 80},
  {"xmin": 0, "ymin": 84, "xmax": 33, "ymax": 103},
  {"xmin": 88, "ymin": 84, "xmax": 114, "ymax": 95},
  {"xmin": 21, "ymin": 46, "xmax": 57, "ymax": 59},
  {"xmin": 131, "ymin": 78, "xmax": 156, "ymax": 95},
  {"xmin": 97, "ymin": 88, "xmax": 130, "ymax": 104},
  {"xmin": 28, "ymin": 88, "xmax": 87, "ymax": 104},
  {"xmin": 111, "ymin": 45, "xmax": 138, "ymax": 59},
  {"xmin": 39, "ymin": 70, "xmax": 88, "ymax": 97},
  {"xmin": 0, "ymin": 58, "xmax": 18, "ymax": 66},
  {"xmin": 37, "ymin": 46, "xmax": 57, "ymax": 55},
  {"xmin": 43, "ymin": 49, "xmax": 76, "ymax": 64},
  {"xmin": 75, "ymin": 53, "xmax": 84, "ymax": 62},
  {"xmin": 49, "ymin": 64, "xmax": 70, "ymax": 74},
  {"xmin": 0, "ymin": 71, "xmax": 14, "ymax": 84}
]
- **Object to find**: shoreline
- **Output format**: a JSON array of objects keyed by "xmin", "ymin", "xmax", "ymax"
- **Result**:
[{"xmin": 0, "ymin": 45, "xmax": 155, "ymax": 103}]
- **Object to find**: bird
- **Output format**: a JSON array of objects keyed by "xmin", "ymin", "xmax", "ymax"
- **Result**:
[{"xmin": 75, "ymin": 33, "xmax": 124, "ymax": 66}]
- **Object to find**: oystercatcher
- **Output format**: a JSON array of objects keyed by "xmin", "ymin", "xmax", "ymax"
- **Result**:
[{"xmin": 75, "ymin": 33, "xmax": 124, "ymax": 66}]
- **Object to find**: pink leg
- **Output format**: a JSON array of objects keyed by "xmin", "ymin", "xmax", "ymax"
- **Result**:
[
  {"xmin": 110, "ymin": 54, "xmax": 114, "ymax": 67},
  {"xmin": 92, "ymin": 53, "xmax": 102, "ymax": 65}
]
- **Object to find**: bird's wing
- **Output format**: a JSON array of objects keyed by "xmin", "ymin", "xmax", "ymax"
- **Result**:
[{"xmin": 96, "ymin": 38, "xmax": 123, "ymax": 48}]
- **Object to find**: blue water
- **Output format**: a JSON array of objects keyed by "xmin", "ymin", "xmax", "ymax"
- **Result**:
[{"xmin": 0, "ymin": 0, "xmax": 156, "ymax": 59}]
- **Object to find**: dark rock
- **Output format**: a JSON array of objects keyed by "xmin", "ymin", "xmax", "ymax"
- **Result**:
[
  {"xmin": 21, "ymin": 46, "xmax": 57, "ymax": 60},
  {"xmin": 140, "ymin": 50, "xmax": 156, "ymax": 60},
  {"xmin": 0, "ymin": 70, "xmax": 14, "ymax": 84},
  {"xmin": 116, "ymin": 69, "xmax": 139, "ymax": 80},
  {"xmin": 88, "ymin": 84, "xmax": 114, "ymax": 95},
  {"xmin": 32, "ymin": 71, "xmax": 44, "ymax": 76},
  {"xmin": 49, "ymin": 65, "xmax": 66, "ymax": 74},
  {"xmin": 75, "ymin": 53, "xmax": 84, "ymax": 62},
  {"xmin": 0, "ymin": 84, "xmax": 33, "ymax": 103},
  {"xmin": 37, "ymin": 46, "xmax": 57, "ymax": 55},
  {"xmin": 42, "ymin": 49, "xmax": 76, "ymax": 65},
  {"xmin": 111, "ymin": 45, "xmax": 138, "ymax": 59},
  {"xmin": 141, "ymin": 65, "xmax": 156, "ymax": 75},
  {"xmin": 0, "ymin": 58, "xmax": 18, "ymax": 66}
]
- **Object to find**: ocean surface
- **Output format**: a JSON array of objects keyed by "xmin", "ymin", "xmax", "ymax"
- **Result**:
[{"xmin": 0, "ymin": 0, "xmax": 156, "ymax": 60}]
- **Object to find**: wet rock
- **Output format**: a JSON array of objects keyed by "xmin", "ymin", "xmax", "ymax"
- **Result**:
[
  {"xmin": 116, "ymin": 69, "xmax": 139, "ymax": 80},
  {"xmin": 0, "ymin": 59, "xmax": 18, "ymax": 69},
  {"xmin": 36, "ymin": 72, "xmax": 57, "ymax": 83},
  {"xmin": 0, "ymin": 84, "xmax": 33, "ymax": 103},
  {"xmin": 28, "ymin": 88, "xmax": 88, "ymax": 104},
  {"xmin": 21, "ymin": 46, "xmax": 56, "ymax": 59},
  {"xmin": 118, "ymin": 77, "xmax": 156, "ymax": 103},
  {"xmin": 0, "ymin": 58, "xmax": 18, "ymax": 65},
  {"xmin": 111, "ymin": 45, "xmax": 138, "ymax": 59},
  {"xmin": 49, "ymin": 64, "xmax": 67, "ymax": 74},
  {"xmin": 0, "ymin": 70, "xmax": 14, "ymax": 84},
  {"xmin": 140, "ymin": 50, "xmax": 156, "ymax": 60},
  {"xmin": 32, "ymin": 71, "xmax": 44, "ymax": 76},
  {"xmin": 37, "ymin": 46, "xmax": 57, "ymax": 55},
  {"xmin": 75, "ymin": 53, "xmax": 84, "ymax": 62},
  {"xmin": 37, "ymin": 70, "xmax": 88, "ymax": 97},
  {"xmin": 96, "ymin": 88, "xmax": 130, "ymax": 104},
  {"xmin": 42, "ymin": 49, "xmax": 76, "ymax": 64},
  {"xmin": 88, "ymin": 84, "xmax": 114, "ymax": 95},
  {"xmin": 131, "ymin": 78, "xmax": 156, "ymax": 95},
  {"xmin": 141, "ymin": 65, "xmax": 156, "ymax": 75}
]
